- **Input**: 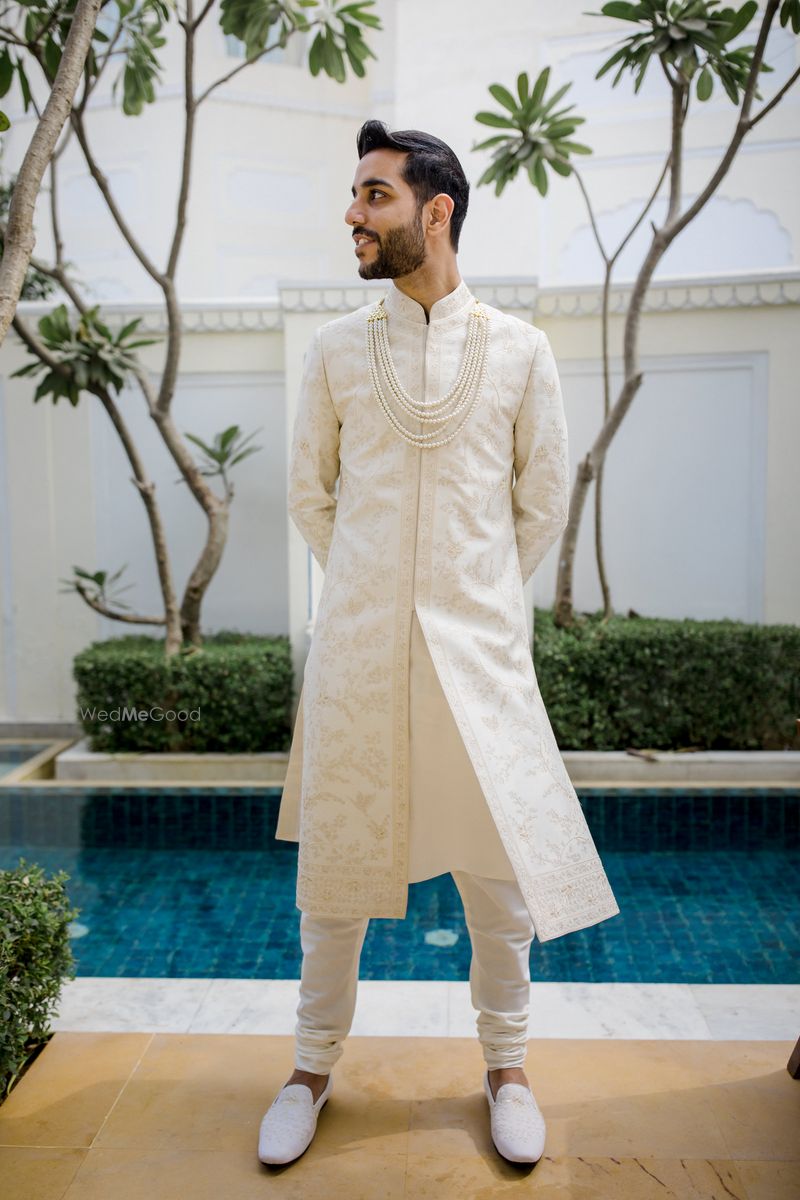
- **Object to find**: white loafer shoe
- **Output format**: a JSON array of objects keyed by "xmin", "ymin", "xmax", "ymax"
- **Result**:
[
  {"xmin": 483, "ymin": 1069, "xmax": 546, "ymax": 1164},
  {"xmin": 258, "ymin": 1074, "xmax": 333, "ymax": 1165}
]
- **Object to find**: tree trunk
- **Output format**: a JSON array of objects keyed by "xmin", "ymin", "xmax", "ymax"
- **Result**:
[{"xmin": 0, "ymin": 0, "xmax": 102, "ymax": 344}]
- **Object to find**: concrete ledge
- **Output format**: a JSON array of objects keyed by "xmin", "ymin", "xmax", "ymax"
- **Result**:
[
  {"xmin": 53, "ymin": 737, "xmax": 289, "ymax": 783},
  {"xmin": 36, "ymin": 739, "xmax": 800, "ymax": 787},
  {"xmin": 563, "ymin": 750, "xmax": 800, "ymax": 785}
]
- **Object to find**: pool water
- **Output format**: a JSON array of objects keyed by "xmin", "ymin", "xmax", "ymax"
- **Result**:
[
  {"xmin": 0, "ymin": 786, "xmax": 797, "ymax": 984},
  {"xmin": 0, "ymin": 741, "xmax": 50, "ymax": 778}
]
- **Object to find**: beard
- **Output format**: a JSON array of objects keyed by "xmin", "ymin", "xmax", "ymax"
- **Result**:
[{"xmin": 356, "ymin": 208, "xmax": 427, "ymax": 279}]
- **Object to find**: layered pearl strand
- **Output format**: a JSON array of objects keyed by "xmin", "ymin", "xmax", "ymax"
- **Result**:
[{"xmin": 366, "ymin": 297, "xmax": 490, "ymax": 448}]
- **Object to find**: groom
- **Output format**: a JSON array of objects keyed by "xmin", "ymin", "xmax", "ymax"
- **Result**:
[{"xmin": 259, "ymin": 119, "xmax": 619, "ymax": 1168}]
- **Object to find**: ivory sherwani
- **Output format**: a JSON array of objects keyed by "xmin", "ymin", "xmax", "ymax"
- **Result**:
[{"xmin": 275, "ymin": 278, "xmax": 620, "ymax": 943}]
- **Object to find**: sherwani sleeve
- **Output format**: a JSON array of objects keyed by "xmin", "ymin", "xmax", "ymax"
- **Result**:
[
  {"xmin": 511, "ymin": 329, "xmax": 570, "ymax": 587},
  {"xmin": 287, "ymin": 327, "xmax": 341, "ymax": 571}
]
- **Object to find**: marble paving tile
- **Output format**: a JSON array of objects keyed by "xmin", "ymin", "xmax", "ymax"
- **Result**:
[
  {"xmin": 448, "ymin": 980, "xmax": 712, "ymax": 1039},
  {"xmin": 44, "ymin": 979, "xmax": 798, "ymax": 1045},
  {"xmin": 691, "ymin": 984, "xmax": 800, "ymax": 1040},
  {"xmin": 330, "ymin": 1035, "xmax": 487, "ymax": 1103},
  {"xmin": 307, "ymin": 1081, "xmax": 411, "ymax": 1156},
  {"xmin": 91, "ymin": 1033, "xmax": 285, "ymax": 1152},
  {"xmin": 403, "ymin": 1153, "xmax": 751, "ymax": 1198},
  {"xmin": 0, "ymin": 1033, "xmax": 152, "ymax": 1148},
  {"xmin": 187, "ymin": 979, "xmax": 303, "ymax": 1034},
  {"xmin": 51, "ymin": 978, "xmax": 213, "ymax": 1033},
  {"xmin": 527, "ymin": 1039, "xmax": 799, "ymax": 1161},
  {"xmin": 60, "ymin": 1146, "xmax": 409, "ymax": 1200},
  {"xmin": 736, "ymin": 1160, "xmax": 800, "ymax": 1200},
  {"xmin": 186, "ymin": 979, "xmax": 450, "ymax": 1037},
  {"xmin": 350, "ymin": 981, "xmax": 450, "ymax": 1038},
  {"xmin": 0, "ymin": 1146, "xmax": 87, "ymax": 1200},
  {"xmin": 403, "ymin": 1044, "xmax": 734, "ymax": 1160}
]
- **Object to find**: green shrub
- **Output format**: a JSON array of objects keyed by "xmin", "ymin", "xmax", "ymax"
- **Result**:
[
  {"xmin": 73, "ymin": 630, "xmax": 293, "ymax": 752},
  {"xmin": 533, "ymin": 608, "xmax": 799, "ymax": 751},
  {"xmin": 0, "ymin": 860, "xmax": 78, "ymax": 1101}
]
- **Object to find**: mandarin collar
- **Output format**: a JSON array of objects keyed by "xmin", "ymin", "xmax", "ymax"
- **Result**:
[{"xmin": 382, "ymin": 278, "xmax": 475, "ymax": 326}]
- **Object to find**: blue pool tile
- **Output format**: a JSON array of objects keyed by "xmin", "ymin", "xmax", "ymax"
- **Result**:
[{"xmin": 0, "ymin": 786, "xmax": 798, "ymax": 984}]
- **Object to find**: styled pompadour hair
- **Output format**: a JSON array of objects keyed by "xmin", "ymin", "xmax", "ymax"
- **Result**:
[{"xmin": 355, "ymin": 119, "xmax": 470, "ymax": 251}]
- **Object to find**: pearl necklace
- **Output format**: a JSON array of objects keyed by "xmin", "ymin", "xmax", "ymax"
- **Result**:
[{"xmin": 366, "ymin": 297, "xmax": 490, "ymax": 448}]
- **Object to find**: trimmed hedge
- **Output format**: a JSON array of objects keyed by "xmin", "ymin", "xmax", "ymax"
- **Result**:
[
  {"xmin": 533, "ymin": 608, "xmax": 799, "ymax": 751},
  {"xmin": 1, "ymin": 860, "xmax": 78, "ymax": 1102},
  {"xmin": 73, "ymin": 630, "xmax": 293, "ymax": 753}
]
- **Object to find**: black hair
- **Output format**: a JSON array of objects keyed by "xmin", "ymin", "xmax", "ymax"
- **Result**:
[{"xmin": 355, "ymin": 119, "xmax": 469, "ymax": 252}]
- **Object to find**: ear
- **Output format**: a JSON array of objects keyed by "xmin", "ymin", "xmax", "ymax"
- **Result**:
[{"xmin": 426, "ymin": 192, "xmax": 455, "ymax": 237}]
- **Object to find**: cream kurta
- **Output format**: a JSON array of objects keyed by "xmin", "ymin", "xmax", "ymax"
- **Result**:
[{"xmin": 275, "ymin": 278, "xmax": 620, "ymax": 943}]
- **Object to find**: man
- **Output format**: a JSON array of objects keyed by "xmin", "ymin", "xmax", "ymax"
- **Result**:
[{"xmin": 259, "ymin": 120, "xmax": 620, "ymax": 1168}]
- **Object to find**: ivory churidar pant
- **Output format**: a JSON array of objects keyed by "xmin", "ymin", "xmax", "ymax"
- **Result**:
[{"xmin": 291, "ymin": 612, "xmax": 535, "ymax": 1073}]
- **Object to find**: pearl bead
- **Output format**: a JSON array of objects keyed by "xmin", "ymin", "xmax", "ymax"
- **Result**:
[{"xmin": 366, "ymin": 299, "xmax": 490, "ymax": 448}]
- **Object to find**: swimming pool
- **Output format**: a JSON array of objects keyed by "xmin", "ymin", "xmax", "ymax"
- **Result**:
[
  {"xmin": 0, "ymin": 741, "xmax": 51, "ymax": 778},
  {"xmin": 0, "ymin": 785, "xmax": 797, "ymax": 984}
]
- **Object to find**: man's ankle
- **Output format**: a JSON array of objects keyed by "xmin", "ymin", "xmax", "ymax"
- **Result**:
[
  {"xmin": 286, "ymin": 1068, "xmax": 330, "ymax": 1101},
  {"xmin": 487, "ymin": 1065, "xmax": 528, "ymax": 1100}
]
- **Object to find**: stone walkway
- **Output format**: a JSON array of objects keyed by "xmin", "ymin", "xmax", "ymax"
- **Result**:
[{"xmin": 1, "ymin": 1032, "xmax": 797, "ymax": 1198}]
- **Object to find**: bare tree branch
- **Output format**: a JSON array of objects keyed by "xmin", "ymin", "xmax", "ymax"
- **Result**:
[
  {"xmin": 91, "ymin": 383, "xmax": 183, "ymax": 645},
  {"xmin": 74, "ymin": 585, "xmax": 166, "ymax": 624},
  {"xmin": 68, "ymin": 108, "xmax": 166, "ymax": 285},
  {"xmin": 608, "ymin": 148, "xmax": 672, "ymax": 268},
  {"xmin": 191, "ymin": 0, "xmax": 216, "ymax": 29},
  {"xmin": 196, "ymin": 37, "xmax": 285, "ymax": 104},
  {"xmin": 745, "ymin": 62, "xmax": 800, "ymax": 129},
  {"xmin": 11, "ymin": 308, "xmax": 70, "ymax": 373},
  {"xmin": 571, "ymin": 167, "xmax": 610, "ymax": 263}
]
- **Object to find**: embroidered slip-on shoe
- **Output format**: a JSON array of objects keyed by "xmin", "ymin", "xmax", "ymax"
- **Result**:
[
  {"xmin": 483, "ymin": 1069, "xmax": 546, "ymax": 1164},
  {"xmin": 257, "ymin": 1074, "xmax": 333, "ymax": 1165}
]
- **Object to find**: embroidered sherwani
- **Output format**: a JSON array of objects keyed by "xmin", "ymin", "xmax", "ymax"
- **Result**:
[{"xmin": 275, "ymin": 278, "xmax": 620, "ymax": 943}]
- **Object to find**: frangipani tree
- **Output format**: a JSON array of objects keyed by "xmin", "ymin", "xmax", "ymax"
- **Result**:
[
  {"xmin": 1, "ymin": 0, "xmax": 380, "ymax": 656},
  {"xmin": 473, "ymin": 0, "xmax": 799, "ymax": 628}
]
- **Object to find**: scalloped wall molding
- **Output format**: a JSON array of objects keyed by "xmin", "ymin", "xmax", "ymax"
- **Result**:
[{"xmin": 11, "ymin": 269, "xmax": 799, "ymax": 336}]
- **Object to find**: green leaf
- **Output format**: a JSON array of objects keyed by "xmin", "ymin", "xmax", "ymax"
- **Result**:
[
  {"xmin": 228, "ymin": 446, "xmax": 260, "ymax": 467},
  {"xmin": 476, "ymin": 161, "xmax": 501, "ymax": 187},
  {"xmin": 553, "ymin": 138, "xmax": 593, "ymax": 154},
  {"xmin": 0, "ymin": 50, "xmax": 12, "ymax": 98},
  {"xmin": 530, "ymin": 65, "xmax": 550, "ymax": 107},
  {"xmin": 600, "ymin": 1, "xmax": 642, "ymax": 19},
  {"xmin": 43, "ymin": 35, "xmax": 60, "ymax": 80},
  {"xmin": 779, "ymin": 0, "xmax": 800, "ymax": 33},
  {"xmin": 117, "ymin": 317, "xmax": 144, "ymax": 342},
  {"xmin": 545, "ymin": 119, "xmax": 580, "ymax": 139},
  {"xmin": 16, "ymin": 60, "xmax": 32, "ymax": 112},
  {"xmin": 696, "ymin": 63, "xmax": 713, "ymax": 100},
  {"xmin": 488, "ymin": 82, "xmax": 519, "ymax": 114},
  {"xmin": 475, "ymin": 110, "xmax": 517, "ymax": 128},
  {"xmin": 472, "ymin": 133, "xmax": 512, "ymax": 151},
  {"xmin": 516, "ymin": 71, "xmax": 529, "ymax": 104},
  {"xmin": 595, "ymin": 44, "xmax": 629, "ymax": 80},
  {"xmin": 550, "ymin": 156, "xmax": 573, "ymax": 176},
  {"xmin": 308, "ymin": 32, "xmax": 323, "ymax": 75},
  {"xmin": 722, "ymin": 1, "xmax": 758, "ymax": 42}
]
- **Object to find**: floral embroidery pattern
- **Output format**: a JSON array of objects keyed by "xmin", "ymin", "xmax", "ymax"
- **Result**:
[{"xmin": 276, "ymin": 281, "xmax": 620, "ymax": 942}]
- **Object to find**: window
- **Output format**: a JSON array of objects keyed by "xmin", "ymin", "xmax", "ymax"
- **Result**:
[{"xmin": 223, "ymin": 29, "xmax": 307, "ymax": 68}]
